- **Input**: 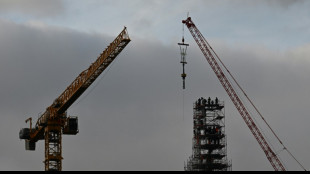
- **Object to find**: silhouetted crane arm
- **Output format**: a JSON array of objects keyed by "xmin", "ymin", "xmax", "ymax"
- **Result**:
[
  {"xmin": 182, "ymin": 17, "xmax": 285, "ymax": 171},
  {"xmin": 30, "ymin": 27, "xmax": 131, "ymax": 141}
]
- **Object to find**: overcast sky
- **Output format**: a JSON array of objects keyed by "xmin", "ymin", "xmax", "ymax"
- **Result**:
[{"xmin": 0, "ymin": 0, "xmax": 309, "ymax": 171}]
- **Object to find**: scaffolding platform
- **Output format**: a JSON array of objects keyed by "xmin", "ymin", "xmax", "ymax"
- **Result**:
[{"xmin": 185, "ymin": 97, "xmax": 231, "ymax": 171}]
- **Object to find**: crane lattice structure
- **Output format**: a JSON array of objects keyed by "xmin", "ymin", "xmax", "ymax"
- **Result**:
[
  {"xmin": 19, "ymin": 27, "xmax": 131, "ymax": 171},
  {"xmin": 182, "ymin": 16, "xmax": 286, "ymax": 171}
]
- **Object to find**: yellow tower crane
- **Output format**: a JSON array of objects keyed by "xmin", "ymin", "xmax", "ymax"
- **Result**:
[{"xmin": 19, "ymin": 27, "xmax": 131, "ymax": 171}]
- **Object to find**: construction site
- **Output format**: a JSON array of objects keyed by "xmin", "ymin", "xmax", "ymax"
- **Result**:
[
  {"xmin": 15, "ymin": 16, "xmax": 308, "ymax": 171},
  {"xmin": 1, "ymin": 1, "xmax": 309, "ymax": 171}
]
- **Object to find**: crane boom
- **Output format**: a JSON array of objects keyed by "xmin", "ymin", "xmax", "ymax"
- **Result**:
[
  {"xmin": 31, "ymin": 27, "xmax": 130, "ymax": 141},
  {"xmin": 20, "ymin": 27, "xmax": 131, "ymax": 171},
  {"xmin": 182, "ymin": 17, "xmax": 285, "ymax": 171}
]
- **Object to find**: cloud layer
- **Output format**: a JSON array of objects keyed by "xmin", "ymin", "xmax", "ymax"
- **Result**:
[
  {"xmin": 0, "ymin": 17, "xmax": 309, "ymax": 171},
  {"xmin": 0, "ymin": 0, "xmax": 64, "ymax": 17}
]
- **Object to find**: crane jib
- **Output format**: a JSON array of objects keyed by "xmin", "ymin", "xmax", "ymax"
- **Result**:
[{"xmin": 31, "ymin": 27, "xmax": 130, "ymax": 140}]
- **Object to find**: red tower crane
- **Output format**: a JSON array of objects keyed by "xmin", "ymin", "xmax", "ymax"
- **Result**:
[{"xmin": 182, "ymin": 17, "xmax": 286, "ymax": 171}]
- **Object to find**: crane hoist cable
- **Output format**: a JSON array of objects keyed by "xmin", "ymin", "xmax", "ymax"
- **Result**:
[
  {"xmin": 210, "ymin": 40, "xmax": 306, "ymax": 171},
  {"xmin": 71, "ymin": 55, "xmax": 117, "ymax": 110}
]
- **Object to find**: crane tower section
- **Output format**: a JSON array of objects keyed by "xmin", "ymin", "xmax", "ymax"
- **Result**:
[{"xmin": 185, "ymin": 97, "xmax": 231, "ymax": 171}]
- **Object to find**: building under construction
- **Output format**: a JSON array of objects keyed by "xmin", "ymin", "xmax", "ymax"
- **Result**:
[{"xmin": 185, "ymin": 97, "xmax": 231, "ymax": 171}]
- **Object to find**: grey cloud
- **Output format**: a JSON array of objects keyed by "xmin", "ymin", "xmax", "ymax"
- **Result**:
[
  {"xmin": 265, "ymin": 0, "xmax": 306, "ymax": 8},
  {"xmin": 0, "ymin": 0, "xmax": 64, "ymax": 17},
  {"xmin": 244, "ymin": 0, "xmax": 306, "ymax": 8},
  {"xmin": 198, "ymin": 0, "xmax": 307, "ymax": 9}
]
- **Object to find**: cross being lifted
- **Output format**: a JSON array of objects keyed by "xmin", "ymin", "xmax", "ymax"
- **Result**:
[{"xmin": 178, "ymin": 26, "xmax": 189, "ymax": 90}]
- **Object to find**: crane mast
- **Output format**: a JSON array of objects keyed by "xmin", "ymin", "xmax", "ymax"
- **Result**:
[
  {"xmin": 19, "ymin": 27, "xmax": 131, "ymax": 171},
  {"xmin": 182, "ymin": 17, "xmax": 285, "ymax": 171}
]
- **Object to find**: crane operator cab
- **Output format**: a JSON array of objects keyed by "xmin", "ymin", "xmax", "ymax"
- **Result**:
[{"xmin": 63, "ymin": 116, "xmax": 79, "ymax": 135}]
